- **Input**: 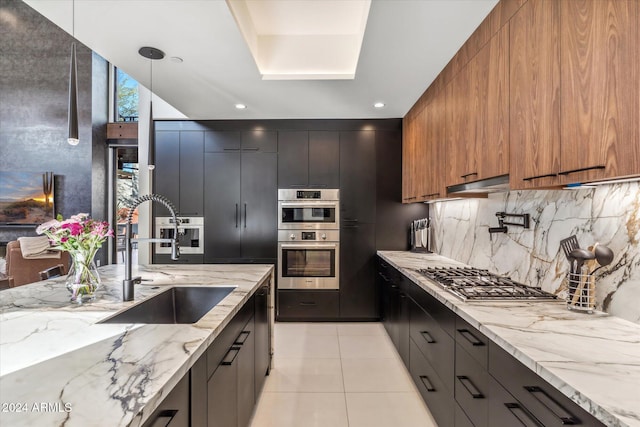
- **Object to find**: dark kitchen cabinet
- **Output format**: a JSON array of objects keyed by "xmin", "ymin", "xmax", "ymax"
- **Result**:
[
  {"xmin": 208, "ymin": 349, "xmax": 238, "ymax": 427},
  {"xmin": 204, "ymin": 152, "xmax": 277, "ymax": 263},
  {"xmin": 378, "ymin": 258, "xmax": 409, "ymax": 364},
  {"xmin": 254, "ymin": 283, "xmax": 270, "ymax": 397},
  {"xmin": 489, "ymin": 341, "xmax": 605, "ymax": 427},
  {"xmin": 236, "ymin": 317, "xmax": 255, "ymax": 427},
  {"xmin": 340, "ymin": 223, "xmax": 376, "ymax": 319},
  {"xmin": 155, "ymin": 130, "xmax": 204, "ymax": 216},
  {"xmin": 277, "ymin": 290, "xmax": 340, "ymax": 321},
  {"xmin": 141, "ymin": 374, "xmax": 190, "ymax": 427},
  {"xmin": 278, "ymin": 131, "xmax": 339, "ymax": 189},
  {"xmin": 455, "ymin": 343, "xmax": 490, "ymax": 427},
  {"xmin": 339, "ymin": 130, "xmax": 376, "ymax": 224},
  {"xmin": 242, "ymin": 130, "xmax": 277, "ymax": 152},
  {"xmin": 488, "ymin": 376, "xmax": 543, "ymax": 427}
]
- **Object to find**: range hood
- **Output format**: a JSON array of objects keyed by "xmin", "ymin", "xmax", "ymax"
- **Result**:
[{"xmin": 446, "ymin": 174, "xmax": 510, "ymax": 194}]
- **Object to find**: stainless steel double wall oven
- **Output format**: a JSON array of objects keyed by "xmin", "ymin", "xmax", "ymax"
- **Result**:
[{"xmin": 277, "ymin": 189, "xmax": 340, "ymax": 289}]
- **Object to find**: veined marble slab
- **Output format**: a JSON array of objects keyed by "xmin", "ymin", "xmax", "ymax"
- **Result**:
[
  {"xmin": 0, "ymin": 263, "xmax": 273, "ymax": 427},
  {"xmin": 379, "ymin": 251, "xmax": 640, "ymax": 427}
]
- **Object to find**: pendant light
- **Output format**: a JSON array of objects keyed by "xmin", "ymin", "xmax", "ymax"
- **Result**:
[
  {"xmin": 67, "ymin": 0, "xmax": 79, "ymax": 146},
  {"xmin": 138, "ymin": 47, "xmax": 165, "ymax": 172}
]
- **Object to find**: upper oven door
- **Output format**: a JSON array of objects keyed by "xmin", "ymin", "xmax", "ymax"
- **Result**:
[{"xmin": 278, "ymin": 201, "xmax": 339, "ymax": 229}]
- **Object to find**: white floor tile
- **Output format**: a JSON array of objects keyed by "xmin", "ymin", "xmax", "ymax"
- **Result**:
[
  {"xmin": 341, "ymin": 358, "xmax": 416, "ymax": 392},
  {"xmin": 274, "ymin": 334, "xmax": 341, "ymax": 359},
  {"xmin": 275, "ymin": 322, "xmax": 339, "ymax": 338},
  {"xmin": 264, "ymin": 358, "xmax": 344, "ymax": 392},
  {"xmin": 345, "ymin": 392, "xmax": 438, "ymax": 427},
  {"xmin": 338, "ymin": 334, "xmax": 398, "ymax": 359},
  {"xmin": 250, "ymin": 392, "xmax": 349, "ymax": 427},
  {"xmin": 337, "ymin": 322, "xmax": 387, "ymax": 336}
]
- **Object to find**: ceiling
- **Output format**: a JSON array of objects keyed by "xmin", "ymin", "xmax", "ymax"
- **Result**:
[{"xmin": 22, "ymin": 0, "xmax": 498, "ymax": 120}]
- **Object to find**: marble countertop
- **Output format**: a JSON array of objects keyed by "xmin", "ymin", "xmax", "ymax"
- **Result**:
[
  {"xmin": 378, "ymin": 251, "xmax": 640, "ymax": 427},
  {"xmin": 0, "ymin": 263, "xmax": 273, "ymax": 427}
]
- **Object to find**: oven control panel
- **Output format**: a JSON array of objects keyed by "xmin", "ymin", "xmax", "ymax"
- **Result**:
[{"xmin": 279, "ymin": 230, "xmax": 338, "ymax": 242}]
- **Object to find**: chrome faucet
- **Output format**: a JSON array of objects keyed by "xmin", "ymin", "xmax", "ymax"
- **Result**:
[{"xmin": 123, "ymin": 194, "xmax": 180, "ymax": 301}]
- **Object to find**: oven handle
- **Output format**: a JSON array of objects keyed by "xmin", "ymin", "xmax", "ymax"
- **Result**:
[
  {"xmin": 279, "ymin": 202, "xmax": 338, "ymax": 208},
  {"xmin": 280, "ymin": 243, "xmax": 338, "ymax": 249}
]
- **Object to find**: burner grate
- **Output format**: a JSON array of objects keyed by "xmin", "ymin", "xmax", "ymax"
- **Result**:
[{"xmin": 416, "ymin": 267, "xmax": 557, "ymax": 301}]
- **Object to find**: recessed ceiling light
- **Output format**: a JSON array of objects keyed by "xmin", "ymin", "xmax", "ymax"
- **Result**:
[
  {"xmin": 235, "ymin": 104, "xmax": 247, "ymax": 110},
  {"xmin": 374, "ymin": 102, "xmax": 385, "ymax": 108}
]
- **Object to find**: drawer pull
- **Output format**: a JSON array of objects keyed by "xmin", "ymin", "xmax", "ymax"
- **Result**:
[
  {"xmin": 391, "ymin": 284, "xmax": 399, "ymax": 289},
  {"xmin": 221, "ymin": 347, "xmax": 241, "ymax": 366},
  {"xmin": 461, "ymin": 172, "xmax": 478, "ymax": 179},
  {"xmin": 457, "ymin": 376, "xmax": 484, "ymax": 399},
  {"xmin": 299, "ymin": 301, "xmax": 317, "ymax": 306},
  {"xmin": 524, "ymin": 386, "xmax": 579, "ymax": 425},
  {"xmin": 149, "ymin": 410, "xmax": 178, "ymax": 427},
  {"xmin": 457, "ymin": 329, "xmax": 484, "ymax": 346},
  {"xmin": 234, "ymin": 330, "xmax": 251, "ymax": 345},
  {"xmin": 558, "ymin": 165, "xmax": 605, "ymax": 176},
  {"xmin": 505, "ymin": 403, "xmax": 543, "ymax": 427},
  {"xmin": 419, "ymin": 375, "xmax": 436, "ymax": 392},
  {"xmin": 420, "ymin": 331, "xmax": 436, "ymax": 344},
  {"xmin": 522, "ymin": 173, "xmax": 557, "ymax": 181}
]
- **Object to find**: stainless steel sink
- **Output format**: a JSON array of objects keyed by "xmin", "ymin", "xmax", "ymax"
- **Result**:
[{"xmin": 100, "ymin": 286, "xmax": 235, "ymax": 324}]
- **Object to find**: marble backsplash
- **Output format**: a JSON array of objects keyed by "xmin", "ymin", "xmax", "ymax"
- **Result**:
[{"xmin": 429, "ymin": 182, "xmax": 640, "ymax": 324}]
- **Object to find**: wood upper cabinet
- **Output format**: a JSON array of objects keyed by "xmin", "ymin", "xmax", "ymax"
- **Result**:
[
  {"xmin": 559, "ymin": 0, "xmax": 639, "ymax": 184},
  {"xmin": 402, "ymin": 110, "xmax": 419, "ymax": 202},
  {"xmin": 509, "ymin": 0, "xmax": 561, "ymax": 189},
  {"xmin": 446, "ymin": 24, "xmax": 509, "ymax": 189}
]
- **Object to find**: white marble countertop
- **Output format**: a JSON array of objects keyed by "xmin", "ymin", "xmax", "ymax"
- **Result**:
[
  {"xmin": 0, "ymin": 263, "xmax": 273, "ymax": 427},
  {"xmin": 378, "ymin": 251, "xmax": 640, "ymax": 427}
]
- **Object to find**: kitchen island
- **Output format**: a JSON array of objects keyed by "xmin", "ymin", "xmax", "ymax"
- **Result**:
[
  {"xmin": 0, "ymin": 263, "xmax": 274, "ymax": 427},
  {"xmin": 379, "ymin": 251, "xmax": 640, "ymax": 427}
]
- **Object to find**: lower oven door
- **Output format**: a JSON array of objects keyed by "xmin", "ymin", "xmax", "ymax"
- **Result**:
[{"xmin": 278, "ymin": 242, "xmax": 339, "ymax": 289}]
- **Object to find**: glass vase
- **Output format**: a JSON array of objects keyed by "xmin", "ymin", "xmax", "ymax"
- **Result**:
[{"xmin": 66, "ymin": 251, "xmax": 101, "ymax": 303}]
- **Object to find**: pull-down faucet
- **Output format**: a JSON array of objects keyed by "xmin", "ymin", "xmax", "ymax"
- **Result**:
[{"xmin": 123, "ymin": 194, "xmax": 180, "ymax": 301}]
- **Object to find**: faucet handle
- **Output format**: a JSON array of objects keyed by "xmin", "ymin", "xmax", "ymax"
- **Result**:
[{"xmin": 171, "ymin": 240, "xmax": 180, "ymax": 261}]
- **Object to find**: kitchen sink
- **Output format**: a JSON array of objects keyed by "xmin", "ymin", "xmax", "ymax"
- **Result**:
[{"xmin": 99, "ymin": 286, "xmax": 236, "ymax": 324}]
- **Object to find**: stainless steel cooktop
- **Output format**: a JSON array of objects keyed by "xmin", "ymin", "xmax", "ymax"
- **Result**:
[{"xmin": 416, "ymin": 267, "xmax": 557, "ymax": 302}]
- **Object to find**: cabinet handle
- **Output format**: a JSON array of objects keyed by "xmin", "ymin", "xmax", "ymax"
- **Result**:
[
  {"xmin": 299, "ymin": 301, "xmax": 317, "ymax": 306},
  {"xmin": 558, "ymin": 165, "xmax": 605, "ymax": 176},
  {"xmin": 457, "ymin": 329, "xmax": 484, "ymax": 346},
  {"xmin": 419, "ymin": 375, "xmax": 436, "ymax": 392},
  {"xmin": 223, "ymin": 148, "xmax": 240, "ymax": 151},
  {"xmin": 524, "ymin": 386, "xmax": 579, "ymax": 424},
  {"xmin": 234, "ymin": 330, "xmax": 251, "ymax": 345},
  {"xmin": 421, "ymin": 193, "xmax": 440, "ymax": 198},
  {"xmin": 391, "ymin": 284, "xmax": 399, "ymax": 289},
  {"xmin": 342, "ymin": 225, "xmax": 359, "ymax": 229},
  {"xmin": 399, "ymin": 292, "xmax": 407, "ymax": 298},
  {"xmin": 522, "ymin": 173, "xmax": 557, "ymax": 181},
  {"xmin": 310, "ymin": 184, "xmax": 328, "ymax": 188},
  {"xmin": 235, "ymin": 204, "xmax": 239, "ymax": 228},
  {"xmin": 457, "ymin": 376, "xmax": 484, "ymax": 399},
  {"xmin": 460, "ymin": 172, "xmax": 478, "ymax": 179},
  {"xmin": 221, "ymin": 347, "xmax": 241, "ymax": 365},
  {"xmin": 505, "ymin": 403, "xmax": 543, "ymax": 427},
  {"xmin": 243, "ymin": 147, "xmax": 260, "ymax": 151},
  {"xmin": 343, "ymin": 218, "xmax": 358, "ymax": 223},
  {"xmin": 149, "ymin": 409, "xmax": 178, "ymax": 427},
  {"xmin": 244, "ymin": 203, "xmax": 247, "ymax": 228},
  {"xmin": 420, "ymin": 331, "xmax": 436, "ymax": 343},
  {"xmin": 289, "ymin": 184, "xmax": 306, "ymax": 188},
  {"xmin": 404, "ymin": 197, "xmax": 417, "ymax": 201},
  {"xmin": 378, "ymin": 272, "xmax": 390, "ymax": 281}
]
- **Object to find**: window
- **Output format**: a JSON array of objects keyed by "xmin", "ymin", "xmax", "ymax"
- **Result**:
[{"xmin": 115, "ymin": 68, "xmax": 139, "ymax": 122}]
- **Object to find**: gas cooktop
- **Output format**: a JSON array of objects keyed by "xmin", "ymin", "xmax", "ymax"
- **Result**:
[{"xmin": 416, "ymin": 267, "xmax": 557, "ymax": 302}]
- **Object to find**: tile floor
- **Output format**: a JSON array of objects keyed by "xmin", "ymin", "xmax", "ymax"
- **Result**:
[{"xmin": 249, "ymin": 322, "xmax": 438, "ymax": 427}]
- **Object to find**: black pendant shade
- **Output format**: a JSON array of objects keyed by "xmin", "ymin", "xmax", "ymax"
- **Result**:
[
  {"xmin": 67, "ymin": 42, "xmax": 79, "ymax": 146},
  {"xmin": 138, "ymin": 46, "xmax": 165, "ymax": 173}
]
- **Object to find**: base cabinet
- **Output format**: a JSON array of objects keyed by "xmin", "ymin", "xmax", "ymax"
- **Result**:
[
  {"xmin": 142, "ymin": 374, "xmax": 190, "ymax": 427},
  {"xmin": 377, "ymin": 256, "xmax": 606, "ymax": 427}
]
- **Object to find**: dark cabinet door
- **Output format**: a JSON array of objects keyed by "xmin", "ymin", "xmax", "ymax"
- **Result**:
[
  {"xmin": 205, "ymin": 131, "xmax": 241, "ymax": 152},
  {"xmin": 309, "ymin": 131, "xmax": 339, "ymax": 188},
  {"xmin": 236, "ymin": 317, "xmax": 255, "ymax": 427},
  {"xmin": 340, "ymin": 223, "xmax": 377, "ymax": 319},
  {"xmin": 208, "ymin": 348, "xmax": 239, "ymax": 427},
  {"xmin": 242, "ymin": 130, "xmax": 277, "ymax": 152},
  {"xmin": 397, "ymin": 289, "xmax": 410, "ymax": 366},
  {"xmin": 278, "ymin": 131, "xmax": 309, "ymax": 188},
  {"xmin": 142, "ymin": 373, "xmax": 190, "ymax": 427},
  {"xmin": 240, "ymin": 152, "xmax": 277, "ymax": 260},
  {"xmin": 380, "ymin": 273, "xmax": 399, "ymax": 346},
  {"xmin": 179, "ymin": 131, "xmax": 204, "ymax": 215},
  {"xmin": 254, "ymin": 283, "xmax": 270, "ymax": 396},
  {"xmin": 340, "ymin": 131, "xmax": 376, "ymax": 224},
  {"xmin": 155, "ymin": 131, "xmax": 180, "ymax": 217},
  {"xmin": 204, "ymin": 153, "xmax": 241, "ymax": 261}
]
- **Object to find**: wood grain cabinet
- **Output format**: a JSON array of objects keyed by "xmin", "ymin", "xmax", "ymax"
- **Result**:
[
  {"xmin": 446, "ymin": 24, "xmax": 509, "ymax": 190},
  {"xmin": 510, "ymin": 0, "xmax": 639, "ymax": 189}
]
